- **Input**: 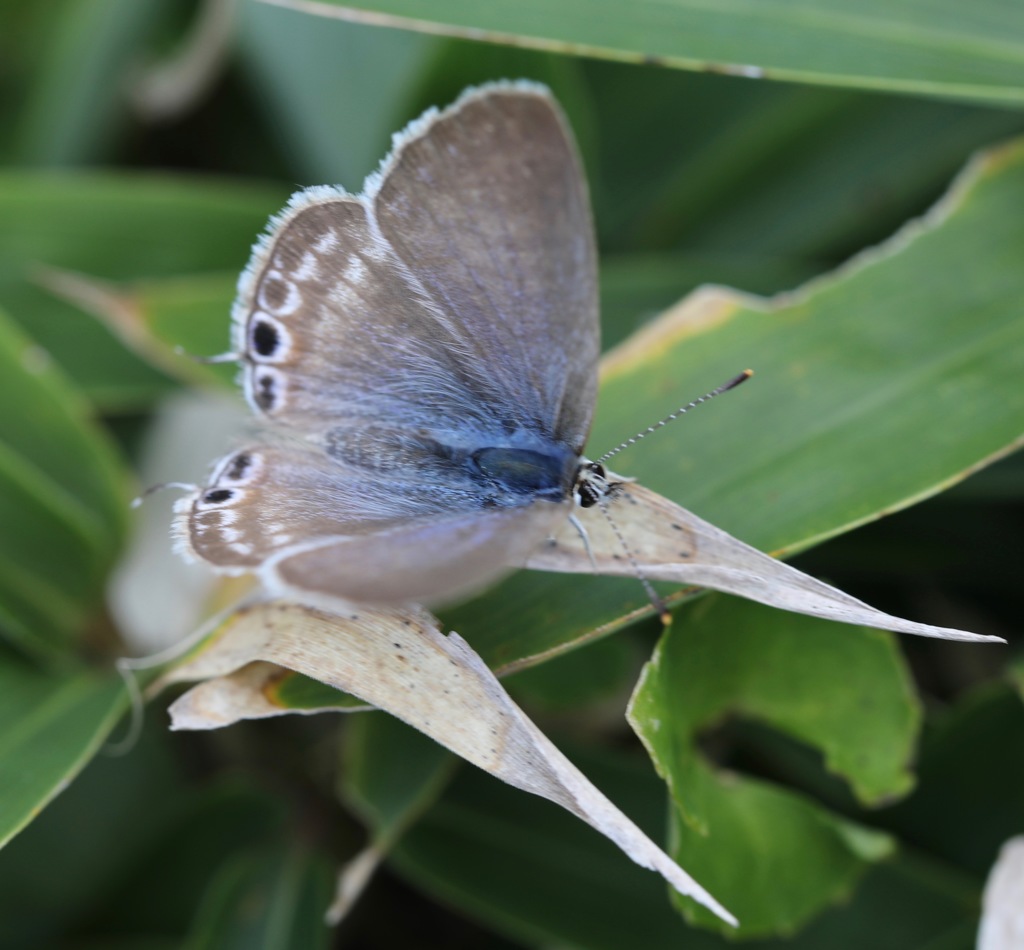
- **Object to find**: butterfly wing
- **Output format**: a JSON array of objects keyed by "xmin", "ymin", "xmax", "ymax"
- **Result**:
[
  {"xmin": 231, "ymin": 82, "xmax": 598, "ymax": 451},
  {"xmin": 180, "ymin": 440, "xmax": 570, "ymax": 605},
  {"xmin": 371, "ymin": 83, "xmax": 599, "ymax": 451}
]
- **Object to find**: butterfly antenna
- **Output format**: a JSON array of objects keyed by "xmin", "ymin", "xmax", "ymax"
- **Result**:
[
  {"xmin": 596, "ymin": 494, "xmax": 673, "ymax": 626},
  {"xmin": 132, "ymin": 481, "xmax": 198, "ymax": 509},
  {"xmin": 597, "ymin": 369, "xmax": 753, "ymax": 465}
]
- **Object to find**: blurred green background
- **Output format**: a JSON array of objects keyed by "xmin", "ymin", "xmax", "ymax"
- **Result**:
[{"xmin": 1, "ymin": 1, "xmax": 1023, "ymax": 947}]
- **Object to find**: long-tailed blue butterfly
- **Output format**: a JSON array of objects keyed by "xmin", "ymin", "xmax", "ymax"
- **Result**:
[{"xmin": 178, "ymin": 81, "xmax": 624, "ymax": 606}]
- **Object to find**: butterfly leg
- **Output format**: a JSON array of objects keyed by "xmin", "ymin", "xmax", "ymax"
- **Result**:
[{"xmin": 568, "ymin": 512, "xmax": 599, "ymax": 572}]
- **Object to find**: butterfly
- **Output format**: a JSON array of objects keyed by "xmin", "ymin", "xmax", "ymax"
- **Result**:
[{"xmin": 177, "ymin": 81, "xmax": 621, "ymax": 606}]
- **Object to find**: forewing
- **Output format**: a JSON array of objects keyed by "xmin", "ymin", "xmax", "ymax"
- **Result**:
[
  {"xmin": 230, "ymin": 192, "xmax": 492, "ymax": 436},
  {"xmin": 373, "ymin": 83, "xmax": 599, "ymax": 450},
  {"xmin": 181, "ymin": 440, "xmax": 570, "ymax": 605},
  {"xmin": 230, "ymin": 83, "xmax": 598, "ymax": 450}
]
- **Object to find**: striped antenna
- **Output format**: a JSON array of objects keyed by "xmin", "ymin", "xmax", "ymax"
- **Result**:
[{"xmin": 597, "ymin": 369, "xmax": 753, "ymax": 465}]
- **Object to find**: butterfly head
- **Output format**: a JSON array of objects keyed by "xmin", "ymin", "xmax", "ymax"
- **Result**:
[{"xmin": 574, "ymin": 459, "xmax": 627, "ymax": 509}]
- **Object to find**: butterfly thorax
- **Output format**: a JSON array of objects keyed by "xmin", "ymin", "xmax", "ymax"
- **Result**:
[
  {"xmin": 469, "ymin": 445, "xmax": 577, "ymax": 503},
  {"xmin": 322, "ymin": 422, "xmax": 578, "ymax": 510}
]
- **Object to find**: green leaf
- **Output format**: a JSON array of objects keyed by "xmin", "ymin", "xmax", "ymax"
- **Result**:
[
  {"xmin": 268, "ymin": 671, "xmax": 368, "ymax": 711},
  {"xmin": 880, "ymin": 684, "xmax": 1024, "ymax": 877},
  {"xmin": 633, "ymin": 596, "xmax": 921, "ymax": 814},
  {"xmin": 284, "ymin": 0, "xmax": 1024, "ymax": 106},
  {"xmin": 0, "ymin": 652, "xmax": 126, "ymax": 850},
  {"xmin": 237, "ymin": 2, "xmax": 440, "ymax": 190},
  {"xmin": 584, "ymin": 65, "xmax": 1024, "ymax": 260},
  {"xmin": 184, "ymin": 842, "xmax": 334, "ymax": 950},
  {"xmin": 53, "ymin": 270, "xmax": 242, "ymax": 390},
  {"xmin": 0, "ymin": 719, "xmax": 189, "ymax": 943},
  {"xmin": 91, "ymin": 783, "xmax": 293, "ymax": 941},
  {"xmin": 600, "ymin": 250, "xmax": 818, "ymax": 349},
  {"xmin": 664, "ymin": 759, "xmax": 893, "ymax": 936},
  {"xmin": 1012, "ymin": 656, "xmax": 1024, "ymax": 697},
  {"xmin": 446, "ymin": 136, "xmax": 1024, "ymax": 671},
  {"xmin": 12, "ymin": 0, "xmax": 172, "ymax": 165},
  {"xmin": 341, "ymin": 712, "xmax": 454, "ymax": 838},
  {"xmin": 765, "ymin": 853, "xmax": 979, "ymax": 949},
  {"xmin": 0, "ymin": 307, "xmax": 129, "ymax": 653},
  {"xmin": 506, "ymin": 627, "xmax": 641, "ymax": 713},
  {"xmin": 600, "ymin": 143, "xmax": 1024, "ymax": 558},
  {"xmin": 628, "ymin": 597, "xmax": 909, "ymax": 935}
]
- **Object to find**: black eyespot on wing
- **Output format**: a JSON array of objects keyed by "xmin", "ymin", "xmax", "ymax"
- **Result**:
[
  {"xmin": 225, "ymin": 452, "xmax": 252, "ymax": 480},
  {"xmin": 204, "ymin": 488, "xmax": 234, "ymax": 504},
  {"xmin": 252, "ymin": 320, "xmax": 280, "ymax": 357},
  {"xmin": 256, "ymin": 374, "xmax": 277, "ymax": 410}
]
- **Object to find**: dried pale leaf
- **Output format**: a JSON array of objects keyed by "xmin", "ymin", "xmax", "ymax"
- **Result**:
[
  {"xmin": 527, "ymin": 483, "xmax": 1003, "ymax": 644},
  {"xmin": 165, "ymin": 600, "xmax": 736, "ymax": 925},
  {"xmin": 979, "ymin": 836, "xmax": 1024, "ymax": 950},
  {"xmin": 165, "ymin": 659, "xmax": 373, "ymax": 724},
  {"xmin": 157, "ymin": 602, "xmax": 432, "ymax": 702}
]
